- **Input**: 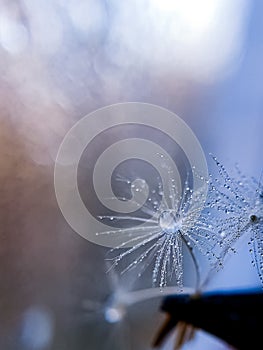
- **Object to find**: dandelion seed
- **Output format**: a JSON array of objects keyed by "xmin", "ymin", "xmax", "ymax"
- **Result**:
[
  {"xmin": 208, "ymin": 155, "xmax": 263, "ymax": 285},
  {"xmin": 81, "ymin": 263, "xmax": 194, "ymax": 328},
  {"xmin": 98, "ymin": 156, "xmax": 222, "ymax": 289}
]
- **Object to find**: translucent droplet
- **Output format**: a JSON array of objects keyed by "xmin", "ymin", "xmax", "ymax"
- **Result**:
[
  {"xmin": 104, "ymin": 306, "xmax": 124, "ymax": 324},
  {"xmin": 158, "ymin": 210, "xmax": 182, "ymax": 234}
]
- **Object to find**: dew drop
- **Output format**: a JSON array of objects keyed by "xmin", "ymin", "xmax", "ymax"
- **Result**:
[{"xmin": 158, "ymin": 210, "xmax": 182, "ymax": 234}]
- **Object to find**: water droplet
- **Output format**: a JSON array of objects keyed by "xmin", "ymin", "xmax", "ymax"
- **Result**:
[
  {"xmin": 104, "ymin": 306, "xmax": 124, "ymax": 324},
  {"xmin": 158, "ymin": 210, "xmax": 182, "ymax": 234}
]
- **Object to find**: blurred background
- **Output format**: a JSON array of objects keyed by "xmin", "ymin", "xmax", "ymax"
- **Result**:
[{"xmin": 1, "ymin": 0, "xmax": 263, "ymax": 349}]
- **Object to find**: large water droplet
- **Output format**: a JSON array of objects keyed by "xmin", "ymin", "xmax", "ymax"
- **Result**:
[
  {"xmin": 104, "ymin": 306, "xmax": 124, "ymax": 324},
  {"xmin": 158, "ymin": 210, "xmax": 181, "ymax": 234}
]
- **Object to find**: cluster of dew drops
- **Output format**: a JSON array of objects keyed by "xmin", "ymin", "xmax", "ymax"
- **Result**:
[{"xmin": 98, "ymin": 154, "xmax": 263, "ymax": 289}]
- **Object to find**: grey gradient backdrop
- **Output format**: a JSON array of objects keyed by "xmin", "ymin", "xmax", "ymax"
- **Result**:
[{"xmin": 0, "ymin": 1, "xmax": 262, "ymax": 349}]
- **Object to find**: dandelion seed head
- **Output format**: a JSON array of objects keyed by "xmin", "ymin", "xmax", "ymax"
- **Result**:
[
  {"xmin": 97, "ymin": 151, "xmax": 223, "ymax": 289},
  {"xmin": 209, "ymin": 157, "xmax": 263, "ymax": 228},
  {"xmin": 207, "ymin": 155, "xmax": 263, "ymax": 285}
]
